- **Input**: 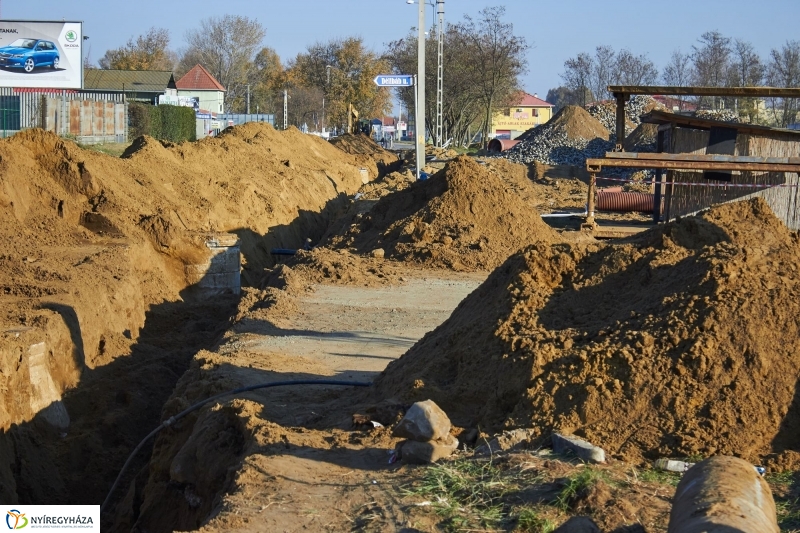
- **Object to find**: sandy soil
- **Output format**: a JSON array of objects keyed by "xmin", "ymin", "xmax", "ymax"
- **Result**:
[{"xmin": 125, "ymin": 270, "xmax": 485, "ymax": 532}]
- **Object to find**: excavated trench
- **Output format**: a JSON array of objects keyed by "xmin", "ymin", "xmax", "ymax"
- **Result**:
[{"xmin": 0, "ymin": 128, "xmax": 403, "ymax": 532}]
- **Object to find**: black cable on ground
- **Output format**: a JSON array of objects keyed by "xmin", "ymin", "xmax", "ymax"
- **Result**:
[{"xmin": 101, "ymin": 379, "xmax": 372, "ymax": 514}]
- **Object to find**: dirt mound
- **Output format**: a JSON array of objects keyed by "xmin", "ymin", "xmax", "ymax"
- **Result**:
[
  {"xmin": 373, "ymin": 198, "xmax": 800, "ymax": 463},
  {"xmin": 326, "ymin": 155, "xmax": 558, "ymax": 271},
  {"xmin": 544, "ymin": 105, "xmax": 611, "ymax": 141},
  {"xmin": 624, "ymin": 123, "xmax": 659, "ymax": 152},
  {"xmin": 0, "ymin": 124, "xmax": 392, "ymax": 512}
]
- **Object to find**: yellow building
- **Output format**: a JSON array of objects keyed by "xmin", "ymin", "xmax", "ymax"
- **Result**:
[{"xmin": 491, "ymin": 92, "xmax": 553, "ymax": 139}]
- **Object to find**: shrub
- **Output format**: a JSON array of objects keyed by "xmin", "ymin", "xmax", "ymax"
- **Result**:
[{"xmin": 128, "ymin": 103, "xmax": 195, "ymax": 142}]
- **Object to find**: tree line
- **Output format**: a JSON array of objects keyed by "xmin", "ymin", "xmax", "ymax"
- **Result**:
[
  {"xmin": 550, "ymin": 31, "xmax": 800, "ymax": 127},
  {"xmin": 91, "ymin": 7, "xmax": 530, "ymax": 146}
]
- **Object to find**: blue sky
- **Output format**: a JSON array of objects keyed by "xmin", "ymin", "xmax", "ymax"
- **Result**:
[{"xmin": 5, "ymin": 0, "xmax": 800, "ymax": 100}]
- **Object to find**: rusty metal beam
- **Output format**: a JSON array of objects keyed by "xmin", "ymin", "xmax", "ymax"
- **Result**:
[
  {"xmin": 586, "ymin": 157, "xmax": 800, "ymax": 173},
  {"xmin": 608, "ymin": 85, "xmax": 800, "ymax": 98}
]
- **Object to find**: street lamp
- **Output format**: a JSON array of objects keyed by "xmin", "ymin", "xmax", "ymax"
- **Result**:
[{"xmin": 407, "ymin": 0, "xmax": 444, "ymax": 148}]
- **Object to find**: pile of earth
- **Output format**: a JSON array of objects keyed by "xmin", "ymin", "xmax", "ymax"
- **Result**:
[
  {"xmin": 328, "ymin": 132, "xmax": 401, "ymax": 175},
  {"xmin": 0, "ymin": 124, "xmax": 388, "ymax": 508},
  {"xmin": 325, "ymin": 155, "xmax": 559, "ymax": 271},
  {"xmin": 372, "ymin": 198, "xmax": 800, "ymax": 465}
]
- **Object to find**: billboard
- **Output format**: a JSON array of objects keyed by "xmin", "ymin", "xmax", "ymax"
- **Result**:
[{"xmin": 0, "ymin": 21, "xmax": 83, "ymax": 89}]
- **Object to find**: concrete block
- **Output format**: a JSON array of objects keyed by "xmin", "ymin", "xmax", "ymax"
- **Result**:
[
  {"xmin": 392, "ymin": 399, "xmax": 451, "ymax": 442},
  {"xmin": 552, "ymin": 432, "xmax": 605, "ymax": 463}
]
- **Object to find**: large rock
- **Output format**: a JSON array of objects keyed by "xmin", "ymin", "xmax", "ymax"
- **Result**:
[
  {"xmin": 399, "ymin": 435, "xmax": 459, "ymax": 464},
  {"xmin": 392, "ymin": 399, "xmax": 451, "ymax": 442}
]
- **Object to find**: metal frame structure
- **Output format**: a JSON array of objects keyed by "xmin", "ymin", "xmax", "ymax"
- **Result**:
[
  {"xmin": 435, "ymin": 0, "xmax": 444, "ymax": 148},
  {"xmin": 607, "ymin": 85, "xmax": 800, "ymax": 151},
  {"xmin": 583, "ymin": 152, "xmax": 800, "ymax": 228}
]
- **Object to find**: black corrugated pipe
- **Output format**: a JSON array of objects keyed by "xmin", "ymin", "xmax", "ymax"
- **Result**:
[{"xmin": 101, "ymin": 379, "xmax": 371, "ymax": 514}]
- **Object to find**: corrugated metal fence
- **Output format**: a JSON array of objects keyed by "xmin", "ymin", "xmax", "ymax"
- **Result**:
[{"xmin": 0, "ymin": 88, "xmax": 126, "ymax": 143}]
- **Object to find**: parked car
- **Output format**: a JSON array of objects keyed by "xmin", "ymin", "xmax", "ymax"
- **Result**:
[{"xmin": 0, "ymin": 38, "xmax": 60, "ymax": 73}]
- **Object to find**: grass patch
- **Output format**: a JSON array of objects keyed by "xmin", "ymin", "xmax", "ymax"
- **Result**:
[
  {"xmin": 768, "ymin": 470, "xmax": 798, "ymax": 487},
  {"xmin": 404, "ymin": 456, "xmax": 559, "ymax": 532},
  {"xmin": 516, "ymin": 506, "xmax": 556, "ymax": 532},
  {"xmin": 776, "ymin": 498, "xmax": 800, "ymax": 530},
  {"xmin": 77, "ymin": 142, "xmax": 132, "ymax": 157},
  {"xmin": 405, "ymin": 458, "xmax": 510, "ymax": 531},
  {"xmin": 554, "ymin": 466, "xmax": 608, "ymax": 511},
  {"xmin": 636, "ymin": 467, "xmax": 681, "ymax": 487}
]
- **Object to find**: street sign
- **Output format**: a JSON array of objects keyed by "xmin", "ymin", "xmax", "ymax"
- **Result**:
[{"xmin": 373, "ymin": 75, "xmax": 414, "ymax": 87}]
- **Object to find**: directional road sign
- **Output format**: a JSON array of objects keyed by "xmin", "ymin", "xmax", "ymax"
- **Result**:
[{"xmin": 373, "ymin": 75, "xmax": 414, "ymax": 87}]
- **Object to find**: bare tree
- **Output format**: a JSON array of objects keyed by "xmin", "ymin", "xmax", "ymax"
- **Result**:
[
  {"xmin": 180, "ymin": 15, "xmax": 266, "ymax": 112},
  {"xmin": 99, "ymin": 27, "xmax": 175, "ymax": 71},
  {"xmin": 662, "ymin": 49, "xmax": 692, "ymax": 110},
  {"xmin": 691, "ymin": 31, "xmax": 731, "ymax": 108},
  {"xmin": 726, "ymin": 39, "xmax": 765, "ymax": 121},
  {"xmin": 591, "ymin": 45, "xmax": 616, "ymax": 101},
  {"xmin": 451, "ymin": 6, "xmax": 529, "ymax": 148},
  {"xmin": 767, "ymin": 40, "xmax": 800, "ymax": 127},
  {"xmin": 615, "ymin": 49, "xmax": 658, "ymax": 86},
  {"xmin": 561, "ymin": 53, "xmax": 594, "ymax": 107}
]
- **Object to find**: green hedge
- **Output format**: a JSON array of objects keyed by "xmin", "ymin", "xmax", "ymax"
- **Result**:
[{"xmin": 129, "ymin": 103, "xmax": 196, "ymax": 142}]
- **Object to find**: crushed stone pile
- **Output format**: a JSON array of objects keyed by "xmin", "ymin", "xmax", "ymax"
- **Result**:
[
  {"xmin": 501, "ymin": 105, "xmax": 614, "ymax": 166},
  {"xmin": 325, "ymin": 156, "xmax": 558, "ymax": 271},
  {"xmin": 586, "ymin": 95, "xmax": 666, "ymax": 135},
  {"xmin": 373, "ymin": 198, "xmax": 800, "ymax": 464},
  {"xmin": 693, "ymin": 109, "xmax": 740, "ymax": 123}
]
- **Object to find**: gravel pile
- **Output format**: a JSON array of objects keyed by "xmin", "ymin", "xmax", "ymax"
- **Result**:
[
  {"xmin": 500, "ymin": 105, "xmax": 614, "ymax": 166},
  {"xmin": 693, "ymin": 109, "xmax": 740, "ymax": 123},
  {"xmin": 586, "ymin": 95, "xmax": 664, "ymax": 135},
  {"xmin": 502, "ymin": 130, "xmax": 615, "ymax": 166}
]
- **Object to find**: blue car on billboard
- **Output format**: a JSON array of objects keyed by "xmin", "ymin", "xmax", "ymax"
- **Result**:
[{"xmin": 0, "ymin": 38, "xmax": 60, "ymax": 73}]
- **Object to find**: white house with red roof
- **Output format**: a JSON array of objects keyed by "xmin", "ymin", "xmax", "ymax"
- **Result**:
[
  {"xmin": 491, "ymin": 92, "xmax": 554, "ymax": 139},
  {"xmin": 176, "ymin": 64, "xmax": 226, "ymax": 114}
]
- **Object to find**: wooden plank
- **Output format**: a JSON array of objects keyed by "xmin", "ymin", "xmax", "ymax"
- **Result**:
[
  {"xmin": 608, "ymin": 85, "xmax": 800, "ymax": 98},
  {"xmin": 603, "ymin": 152, "xmax": 800, "ymax": 165},
  {"xmin": 640, "ymin": 110, "xmax": 800, "ymax": 137},
  {"xmin": 586, "ymin": 158, "xmax": 800, "ymax": 172}
]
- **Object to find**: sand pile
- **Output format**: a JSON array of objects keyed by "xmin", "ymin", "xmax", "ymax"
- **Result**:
[
  {"xmin": 326, "ymin": 156, "xmax": 558, "ymax": 271},
  {"xmin": 0, "ymin": 124, "xmax": 392, "ymax": 508},
  {"xmin": 624, "ymin": 123, "xmax": 659, "ymax": 152},
  {"xmin": 528, "ymin": 105, "xmax": 611, "ymax": 142},
  {"xmin": 373, "ymin": 198, "xmax": 800, "ymax": 463}
]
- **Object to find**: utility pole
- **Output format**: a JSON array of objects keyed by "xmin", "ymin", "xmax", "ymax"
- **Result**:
[
  {"xmin": 246, "ymin": 84, "xmax": 250, "ymax": 114},
  {"xmin": 415, "ymin": 0, "xmax": 425, "ymax": 180},
  {"xmin": 435, "ymin": 0, "xmax": 444, "ymax": 147}
]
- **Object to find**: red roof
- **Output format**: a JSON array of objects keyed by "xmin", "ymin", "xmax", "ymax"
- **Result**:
[
  {"xmin": 14, "ymin": 87, "xmax": 77, "ymax": 94},
  {"xmin": 515, "ymin": 92, "xmax": 553, "ymax": 107},
  {"xmin": 176, "ymin": 64, "xmax": 226, "ymax": 92}
]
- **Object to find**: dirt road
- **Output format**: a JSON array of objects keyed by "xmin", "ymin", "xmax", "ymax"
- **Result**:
[{"xmin": 130, "ymin": 269, "xmax": 485, "ymax": 532}]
